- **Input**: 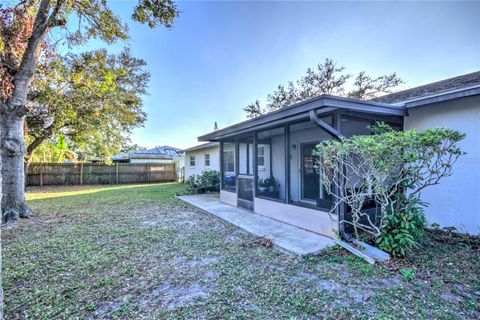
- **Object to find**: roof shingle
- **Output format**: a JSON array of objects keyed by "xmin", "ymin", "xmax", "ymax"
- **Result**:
[{"xmin": 373, "ymin": 71, "xmax": 480, "ymax": 104}]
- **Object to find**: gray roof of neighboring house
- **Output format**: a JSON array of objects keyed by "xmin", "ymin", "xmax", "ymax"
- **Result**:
[
  {"xmin": 373, "ymin": 71, "xmax": 480, "ymax": 104},
  {"xmin": 112, "ymin": 145, "xmax": 183, "ymax": 161},
  {"xmin": 182, "ymin": 142, "xmax": 219, "ymax": 153}
]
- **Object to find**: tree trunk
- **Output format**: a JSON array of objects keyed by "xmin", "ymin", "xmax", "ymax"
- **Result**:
[
  {"xmin": 1, "ymin": 112, "xmax": 32, "ymax": 224},
  {"xmin": 0, "ymin": 102, "xmax": 4, "ymax": 319},
  {"xmin": 0, "ymin": 0, "xmax": 54, "ymax": 225}
]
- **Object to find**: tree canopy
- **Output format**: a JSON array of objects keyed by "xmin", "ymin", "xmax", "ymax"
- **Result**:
[
  {"xmin": 244, "ymin": 58, "xmax": 404, "ymax": 118},
  {"xmin": 26, "ymin": 48, "xmax": 150, "ymax": 162},
  {"xmin": 0, "ymin": 0, "xmax": 178, "ymax": 163},
  {"xmin": 0, "ymin": 0, "xmax": 178, "ymax": 107}
]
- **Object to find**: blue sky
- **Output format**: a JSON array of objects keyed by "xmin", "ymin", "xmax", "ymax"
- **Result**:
[{"xmin": 85, "ymin": 1, "xmax": 479, "ymax": 149}]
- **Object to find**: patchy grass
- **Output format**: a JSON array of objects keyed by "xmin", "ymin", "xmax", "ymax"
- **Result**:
[{"xmin": 3, "ymin": 183, "xmax": 479, "ymax": 319}]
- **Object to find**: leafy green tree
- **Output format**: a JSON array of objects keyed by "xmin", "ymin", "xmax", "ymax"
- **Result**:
[
  {"xmin": 26, "ymin": 48, "xmax": 149, "ymax": 164},
  {"xmin": 27, "ymin": 134, "xmax": 78, "ymax": 163},
  {"xmin": 0, "ymin": 0, "xmax": 178, "ymax": 224},
  {"xmin": 244, "ymin": 58, "xmax": 403, "ymax": 118}
]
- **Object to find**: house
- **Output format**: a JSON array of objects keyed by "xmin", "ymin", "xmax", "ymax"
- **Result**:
[
  {"xmin": 197, "ymin": 71, "xmax": 480, "ymax": 236},
  {"xmin": 112, "ymin": 146, "xmax": 184, "ymax": 164},
  {"xmin": 183, "ymin": 142, "xmax": 220, "ymax": 179},
  {"xmin": 112, "ymin": 146, "xmax": 185, "ymax": 180}
]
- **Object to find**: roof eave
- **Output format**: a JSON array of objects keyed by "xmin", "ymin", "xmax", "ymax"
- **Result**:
[
  {"xmin": 199, "ymin": 95, "xmax": 406, "ymax": 141},
  {"xmin": 405, "ymin": 86, "xmax": 480, "ymax": 108},
  {"xmin": 182, "ymin": 143, "xmax": 219, "ymax": 153}
]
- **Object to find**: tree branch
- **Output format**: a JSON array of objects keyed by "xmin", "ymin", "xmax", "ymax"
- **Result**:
[
  {"xmin": 9, "ymin": 0, "xmax": 65, "ymax": 115},
  {"xmin": 9, "ymin": 0, "xmax": 50, "ymax": 113}
]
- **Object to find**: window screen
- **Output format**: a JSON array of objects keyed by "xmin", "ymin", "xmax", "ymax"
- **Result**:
[{"xmin": 222, "ymin": 142, "xmax": 236, "ymax": 192}]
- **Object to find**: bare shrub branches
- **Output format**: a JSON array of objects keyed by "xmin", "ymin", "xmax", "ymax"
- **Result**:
[{"xmin": 315, "ymin": 123, "xmax": 465, "ymax": 241}]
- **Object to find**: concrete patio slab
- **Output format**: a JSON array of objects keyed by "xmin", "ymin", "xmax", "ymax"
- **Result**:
[{"xmin": 178, "ymin": 193, "xmax": 335, "ymax": 256}]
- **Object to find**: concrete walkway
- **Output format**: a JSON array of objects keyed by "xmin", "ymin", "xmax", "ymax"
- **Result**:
[{"xmin": 178, "ymin": 194, "xmax": 335, "ymax": 256}]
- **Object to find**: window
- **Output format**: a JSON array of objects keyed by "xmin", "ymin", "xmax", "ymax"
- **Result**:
[
  {"xmin": 257, "ymin": 146, "xmax": 265, "ymax": 166},
  {"xmin": 189, "ymin": 155, "xmax": 195, "ymax": 167},
  {"xmin": 205, "ymin": 153, "xmax": 210, "ymax": 166}
]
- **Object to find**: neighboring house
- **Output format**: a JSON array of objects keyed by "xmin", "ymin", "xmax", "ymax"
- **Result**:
[
  {"xmin": 112, "ymin": 145, "xmax": 184, "ymax": 164},
  {"xmin": 112, "ymin": 146, "xmax": 185, "ymax": 180},
  {"xmin": 183, "ymin": 142, "xmax": 220, "ymax": 179},
  {"xmin": 196, "ymin": 71, "xmax": 480, "ymax": 236}
]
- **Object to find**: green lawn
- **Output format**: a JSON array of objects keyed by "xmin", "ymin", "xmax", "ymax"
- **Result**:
[{"xmin": 2, "ymin": 183, "xmax": 479, "ymax": 319}]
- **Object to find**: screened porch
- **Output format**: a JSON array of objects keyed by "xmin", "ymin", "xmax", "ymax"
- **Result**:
[{"xmin": 199, "ymin": 96, "xmax": 405, "ymax": 237}]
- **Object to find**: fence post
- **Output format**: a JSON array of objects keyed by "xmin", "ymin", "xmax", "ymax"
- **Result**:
[
  {"xmin": 80, "ymin": 162, "xmax": 83, "ymax": 185},
  {"xmin": 115, "ymin": 163, "xmax": 119, "ymax": 184},
  {"xmin": 147, "ymin": 163, "xmax": 151, "ymax": 183},
  {"xmin": 39, "ymin": 164, "xmax": 43, "ymax": 187}
]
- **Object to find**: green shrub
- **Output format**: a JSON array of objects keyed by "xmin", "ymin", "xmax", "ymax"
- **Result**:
[
  {"xmin": 377, "ymin": 195, "xmax": 426, "ymax": 256},
  {"xmin": 186, "ymin": 170, "xmax": 220, "ymax": 194},
  {"xmin": 399, "ymin": 268, "xmax": 415, "ymax": 282},
  {"xmin": 316, "ymin": 122, "xmax": 464, "ymax": 257}
]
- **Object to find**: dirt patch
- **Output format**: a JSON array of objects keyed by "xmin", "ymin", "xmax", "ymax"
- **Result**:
[
  {"xmin": 150, "ymin": 281, "xmax": 210, "ymax": 310},
  {"xmin": 90, "ymin": 302, "xmax": 121, "ymax": 319},
  {"xmin": 440, "ymin": 292, "xmax": 462, "ymax": 303},
  {"xmin": 141, "ymin": 220, "xmax": 158, "ymax": 227},
  {"xmin": 174, "ymin": 219, "xmax": 198, "ymax": 228}
]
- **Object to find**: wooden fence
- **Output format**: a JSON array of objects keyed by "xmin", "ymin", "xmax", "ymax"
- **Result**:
[{"xmin": 26, "ymin": 163, "xmax": 177, "ymax": 186}]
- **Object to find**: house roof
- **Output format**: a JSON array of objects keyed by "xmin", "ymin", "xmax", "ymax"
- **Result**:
[
  {"xmin": 198, "ymin": 71, "xmax": 480, "ymax": 142},
  {"xmin": 182, "ymin": 142, "xmax": 219, "ymax": 153},
  {"xmin": 373, "ymin": 71, "xmax": 480, "ymax": 104},
  {"xmin": 198, "ymin": 94, "xmax": 405, "ymax": 141},
  {"xmin": 112, "ymin": 145, "xmax": 183, "ymax": 161}
]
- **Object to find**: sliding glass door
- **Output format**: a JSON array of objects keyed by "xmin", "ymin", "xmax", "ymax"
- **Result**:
[
  {"xmin": 301, "ymin": 143, "xmax": 319, "ymax": 201},
  {"xmin": 300, "ymin": 143, "xmax": 332, "ymax": 209}
]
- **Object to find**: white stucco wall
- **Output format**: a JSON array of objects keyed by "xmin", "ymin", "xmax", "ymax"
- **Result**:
[
  {"xmin": 185, "ymin": 146, "xmax": 220, "ymax": 179},
  {"xmin": 404, "ymin": 96, "xmax": 480, "ymax": 235},
  {"xmin": 173, "ymin": 157, "xmax": 185, "ymax": 181}
]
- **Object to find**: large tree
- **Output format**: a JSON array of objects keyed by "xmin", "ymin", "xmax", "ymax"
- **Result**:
[
  {"xmin": 0, "ymin": 119, "xmax": 2, "ymax": 319},
  {"xmin": 244, "ymin": 58, "xmax": 403, "ymax": 118},
  {"xmin": 0, "ymin": 0, "xmax": 178, "ymax": 224},
  {"xmin": 26, "ymin": 48, "xmax": 149, "ymax": 164}
]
